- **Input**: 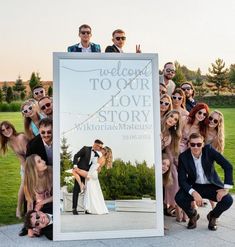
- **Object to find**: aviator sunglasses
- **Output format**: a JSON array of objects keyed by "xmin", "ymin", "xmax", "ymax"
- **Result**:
[
  {"xmin": 80, "ymin": 31, "xmax": 91, "ymax": 35},
  {"xmin": 115, "ymin": 36, "xmax": 126, "ymax": 41}
]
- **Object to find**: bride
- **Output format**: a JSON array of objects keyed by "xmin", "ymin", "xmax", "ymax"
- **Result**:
[{"xmin": 72, "ymin": 146, "xmax": 112, "ymax": 214}]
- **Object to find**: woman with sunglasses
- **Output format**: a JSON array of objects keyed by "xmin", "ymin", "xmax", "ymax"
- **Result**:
[
  {"xmin": 72, "ymin": 146, "xmax": 112, "ymax": 214},
  {"xmin": 171, "ymin": 88, "xmax": 189, "ymax": 122},
  {"xmin": 0, "ymin": 121, "xmax": 29, "ymax": 218},
  {"xmin": 21, "ymin": 100, "xmax": 45, "ymax": 140},
  {"xmin": 161, "ymin": 110, "xmax": 182, "ymax": 220},
  {"xmin": 180, "ymin": 103, "xmax": 209, "ymax": 153},
  {"xmin": 206, "ymin": 110, "xmax": 224, "ymax": 153},
  {"xmin": 160, "ymin": 94, "xmax": 173, "ymax": 119}
]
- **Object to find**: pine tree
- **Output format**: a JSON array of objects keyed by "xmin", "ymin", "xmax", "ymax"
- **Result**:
[
  {"xmin": 29, "ymin": 72, "xmax": 41, "ymax": 92},
  {"xmin": 2, "ymin": 82, "xmax": 8, "ymax": 100},
  {"xmin": 228, "ymin": 64, "xmax": 235, "ymax": 90},
  {"xmin": 6, "ymin": 86, "xmax": 14, "ymax": 103},
  {"xmin": 13, "ymin": 75, "xmax": 26, "ymax": 100},
  {"xmin": 207, "ymin": 58, "xmax": 228, "ymax": 96},
  {"xmin": 60, "ymin": 137, "xmax": 73, "ymax": 186},
  {"xmin": 173, "ymin": 61, "xmax": 186, "ymax": 86},
  {"xmin": 0, "ymin": 88, "xmax": 3, "ymax": 103},
  {"xmin": 48, "ymin": 86, "xmax": 53, "ymax": 97}
]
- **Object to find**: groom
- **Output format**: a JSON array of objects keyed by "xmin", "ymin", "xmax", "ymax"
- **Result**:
[{"xmin": 72, "ymin": 139, "xmax": 103, "ymax": 215}]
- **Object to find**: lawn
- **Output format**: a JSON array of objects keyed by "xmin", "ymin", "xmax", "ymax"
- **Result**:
[{"xmin": 0, "ymin": 109, "xmax": 235, "ymax": 225}]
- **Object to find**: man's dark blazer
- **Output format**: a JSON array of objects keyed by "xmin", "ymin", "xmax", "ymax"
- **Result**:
[
  {"xmin": 185, "ymin": 98, "xmax": 197, "ymax": 112},
  {"xmin": 178, "ymin": 144, "xmax": 234, "ymax": 194},
  {"xmin": 26, "ymin": 134, "xmax": 51, "ymax": 166},
  {"xmin": 67, "ymin": 43, "xmax": 101, "ymax": 52},
  {"xmin": 105, "ymin": 45, "xmax": 120, "ymax": 53},
  {"xmin": 73, "ymin": 146, "xmax": 98, "ymax": 171}
]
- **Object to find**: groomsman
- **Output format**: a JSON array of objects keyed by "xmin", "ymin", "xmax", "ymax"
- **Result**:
[{"xmin": 175, "ymin": 133, "xmax": 233, "ymax": 230}]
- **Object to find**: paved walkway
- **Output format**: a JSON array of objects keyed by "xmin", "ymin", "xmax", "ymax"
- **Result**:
[{"xmin": 1, "ymin": 197, "xmax": 235, "ymax": 247}]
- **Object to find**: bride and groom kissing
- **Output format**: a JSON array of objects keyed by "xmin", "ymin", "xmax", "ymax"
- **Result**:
[{"xmin": 71, "ymin": 139, "xmax": 112, "ymax": 215}]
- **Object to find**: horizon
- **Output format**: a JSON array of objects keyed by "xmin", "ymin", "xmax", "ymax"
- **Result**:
[{"xmin": 1, "ymin": 0, "xmax": 235, "ymax": 81}]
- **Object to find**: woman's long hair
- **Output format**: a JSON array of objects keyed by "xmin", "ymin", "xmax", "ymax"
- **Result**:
[
  {"xmin": 161, "ymin": 110, "xmax": 182, "ymax": 156},
  {"xmin": 187, "ymin": 103, "xmax": 209, "ymax": 138},
  {"xmin": 24, "ymin": 154, "xmax": 52, "ymax": 203},
  {"xmin": 103, "ymin": 146, "xmax": 113, "ymax": 169},
  {"xmin": 206, "ymin": 110, "xmax": 225, "ymax": 153},
  {"xmin": 0, "ymin": 121, "xmax": 18, "ymax": 154},
  {"xmin": 21, "ymin": 100, "xmax": 41, "ymax": 140},
  {"xmin": 162, "ymin": 153, "xmax": 172, "ymax": 187}
]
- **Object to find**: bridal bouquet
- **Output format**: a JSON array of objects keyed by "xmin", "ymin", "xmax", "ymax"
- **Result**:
[{"xmin": 64, "ymin": 175, "xmax": 74, "ymax": 193}]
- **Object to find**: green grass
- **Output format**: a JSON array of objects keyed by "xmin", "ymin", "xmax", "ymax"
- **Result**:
[{"xmin": 0, "ymin": 110, "xmax": 235, "ymax": 225}]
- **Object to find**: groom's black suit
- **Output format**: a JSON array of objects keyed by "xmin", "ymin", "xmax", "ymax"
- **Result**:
[{"xmin": 72, "ymin": 146, "xmax": 99, "ymax": 210}]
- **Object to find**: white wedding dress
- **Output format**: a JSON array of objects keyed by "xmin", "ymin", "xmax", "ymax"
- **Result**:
[{"xmin": 83, "ymin": 159, "xmax": 108, "ymax": 214}]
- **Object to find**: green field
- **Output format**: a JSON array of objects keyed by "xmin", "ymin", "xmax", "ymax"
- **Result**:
[{"xmin": 0, "ymin": 110, "xmax": 235, "ymax": 225}]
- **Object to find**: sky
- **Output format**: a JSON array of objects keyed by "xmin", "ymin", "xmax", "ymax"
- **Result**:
[{"xmin": 0, "ymin": 0, "xmax": 235, "ymax": 81}]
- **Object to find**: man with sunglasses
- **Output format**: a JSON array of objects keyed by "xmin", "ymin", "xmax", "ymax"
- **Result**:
[
  {"xmin": 26, "ymin": 118, "xmax": 53, "ymax": 166},
  {"xmin": 180, "ymin": 81, "xmax": 197, "ymax": 112},
  {"xmin": 105, "ymin": 29, "xmax": 141, "ymax": 53},
  {"xmin": 38, "ymin": 96, "xmax": 53, "ymax": 119},
  {"xmin": 25, "ymin": 209, "xmax": 53, "ymax": 240},
  {"xmin": 175, "ymin": 133, "xmax": 233, "ymax": 231},
  {"xmin": 32, "ymin": 85, "xmax": 46, "ymax": 102},
  {"xmin": 159, "ymin": 62, "xmax": 176, "ymax": 96},
  {"xmin": 67, "ymin": 24, "xmax": 101, "ymax": 52}
]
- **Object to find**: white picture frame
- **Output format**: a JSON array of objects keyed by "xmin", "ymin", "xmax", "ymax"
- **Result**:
[{"xmin": 53, "ymin": 52, "xmax": 163, "ymax": 241}]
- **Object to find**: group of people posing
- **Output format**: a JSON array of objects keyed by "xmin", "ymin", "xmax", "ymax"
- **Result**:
[
  {"xmin": 160, "ymin": 62, "xmax": 233, "ymax": 231},
  {"xmin": 0, "ymin": 85, "xmax": 53, "ymax": 239}
]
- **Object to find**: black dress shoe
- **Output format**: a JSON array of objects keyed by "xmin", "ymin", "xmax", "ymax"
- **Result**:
[
  {"xmin": 18, "ymin": 227, "xmax": 28, "ymax": 236},
  {"xmin": 85, "ymin": 210, "xmax": 91, "ymax": 214},
  {"xmin": 187, "ymin": 211, "xmax": 200, "ymax": 229},
  {"xmin": 72, "ymin": 209, "xmax": 78, "ymax": 215},
  {"xmin": 207, "ymin": 212, "xmax": 217, "ymax": 231}
]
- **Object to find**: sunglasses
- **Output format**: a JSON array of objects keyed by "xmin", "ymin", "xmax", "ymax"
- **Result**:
[
  {"xmin": 160, "ymin": 101, "xmax": 170, "ymax": 106},
  {"xmin": 40, "ymin": 102, "xmax": 51, "ymax": 111},
  {"xmin": 172, "ymin": 95, "xmax": 182, "ymax": 101},
  {"xmin": 1, "ymin": 126, "xmax": 10, "ymax": 132},
  {"xmin": 80, "ymin": 31, "xmax": 91, "ymax": 35},
  {"xmin": 197, "ymin": 110, "xmax": 207, "ymax": 117},
  {"xmin": 181, "ymin": 87, "xmax": 192, "ymax": 91},
  {"xmin": 165, "ymin": 69, "xmax": 175, "ymax": 73},
  {"xmin": 40, "ymin": 130, "xmax": 52, "ymax": 135},
  {"xmin": 115, "ymin": 36, "xmax": 126, "ymax": 41},
  {"xmin": 209, "ymin": 116, "xmax": 218, "ymax": 124},
  {"xmin": 190, "ymin": 142, "xmax": 203, "ymax": 147},
  {"xmin": 34, "ymin": 90, "xmax": 44, "ymax": 95},
  {"xmin": 34, "ymin": 213, "xmax": 41, "ymax": 227},
  {"xmin": 22, "ymin": 106, "xmax": 33, "ymax": 114}
]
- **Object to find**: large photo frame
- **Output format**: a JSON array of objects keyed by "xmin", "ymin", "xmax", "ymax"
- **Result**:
[{"xmin": 53, "ymin": 52, "xmax": 163, "ymax": 240}]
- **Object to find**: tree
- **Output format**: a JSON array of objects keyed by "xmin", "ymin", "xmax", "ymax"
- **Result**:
[
  {"xmin": 228, "ymin": 64, "xmax": 235, "ymax": 90},
  {"xmin": 6, "ymin": 86, "xmax": 14, "ymax": 103},
  {"xmin": 2, "ymin": 82, "xmax": 8, "ymax": 100},
  {"xmin": 48, "ymin": 86, "xmax": 53, "ymax": 97},
  {"xmin": 60, "ymin": 137, "xmax": 73, "ymax": 186},
  {"xmin": 29, "ymin": 72, "xmax": 41, "ymax": 92},
  {"xmin": 173, "ymin": 61, "xmax": 186, "ymax": 86},
  {"xmin": 13, "ymin": 75, "xmax": 26, "ymax": 100},
  {"xmin": 0, "ymin": 88, "xmax": 3, "ymax": 103},
  {"xmin": 194, "ymin": 68, "xmax": 208, "ymax": 97},
  {"xmin": 207, "ymin": 58, "xmax": 228, "ymax": 96}
]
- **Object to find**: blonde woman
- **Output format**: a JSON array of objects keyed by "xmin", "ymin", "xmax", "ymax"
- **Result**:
[
  {"xmin": 73, "ymin": 146, "xmax": 112, "ymax": 214},
  {"xmin": 24, "ymin": 154, "xmax": 52, "ymax": 212},
  {"xmin": 0, "ymin": 121, "xmax": 28, "ymax": 218},
  {"xmin": 161, "ymin": 110, "xmax": 182, "ymax": 220},
  {"xmin": 171, "ymin": 88, "xmax": 189, "ymax": 122},
  {"xmin": 160, "ymin": 94, "xmax": 173, "ymax": 119},
  {"xmin": 21, "ymin": 100, "xmax": 44, "ymax": 140},
  {"xmin": 206, "ymin": 110, "xmax": 225, "ymax": 153}
]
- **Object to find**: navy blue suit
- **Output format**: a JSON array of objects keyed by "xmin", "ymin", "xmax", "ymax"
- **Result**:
[
  {"xmin": 175, "ymin": 145, "xmax": 233, "ymax": 218},
  {"xmin": 67, "ymin": 43, "xmax": 101, "ymax": 52}
]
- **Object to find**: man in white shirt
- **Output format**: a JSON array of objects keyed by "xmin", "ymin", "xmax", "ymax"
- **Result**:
[
  {"xmin": 159, "ymin": 62, "xmax": 176, "ymax": 96},
  {"xmin": 175, "ymin": 133, "xmax": 233, "ymax": 230}
]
